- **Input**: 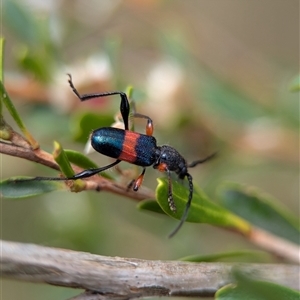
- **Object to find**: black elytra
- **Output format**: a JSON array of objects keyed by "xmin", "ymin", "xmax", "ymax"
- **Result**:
[{"xmin": 23, "ymin": 74, "xmax": 216, "ymax": 237}]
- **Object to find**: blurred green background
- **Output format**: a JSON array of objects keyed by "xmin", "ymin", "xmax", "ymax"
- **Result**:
[{"xmin": 1, "ymin": 0, "xmax": 299, "ymax": 299}]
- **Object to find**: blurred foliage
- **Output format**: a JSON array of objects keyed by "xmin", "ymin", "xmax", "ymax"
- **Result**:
[
  {"xmin": 71, "ymin": 112, "xmax": 114, "ymax": 143},
  {"xmin": 1, "ymin": 1, "xmax": 299, "ymax": 300},
  {"xmin": 218, "ymin": 182, "xmax": 299, "ymax": 244},
  {"xmin": 216, "ymin": 269, "xmax": 300, "ymax": 300},
  {"xmin": 0, "ymin": 176, "xmax": 65, "ymax": 198},
  {"xmin": 3, "ymin": 0, "xmax": 59, "ymax": 82},
  {"xmin": 289, "ymin": 74, "xmax": 300, "ymax": 92},
  {"xmin": 180, "ymin": 250, "xmax": 273, "ymax": 263}
]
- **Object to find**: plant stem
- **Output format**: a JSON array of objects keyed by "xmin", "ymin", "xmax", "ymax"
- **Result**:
[
  {"xmin": 1, "ymin": 240, "xmax": 299, "ymax": 299},
  {"xmin": 1, "ymin": 140, "xmax": 299, "ymax": 262}
]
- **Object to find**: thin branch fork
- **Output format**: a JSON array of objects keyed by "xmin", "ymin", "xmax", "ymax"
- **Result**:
[{"xmin": 1, "ymin": 240, "xmax": 299, "ymax": 300}]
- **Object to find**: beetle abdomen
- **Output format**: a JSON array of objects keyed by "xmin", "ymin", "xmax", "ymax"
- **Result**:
[{"xmin": 91, "ymin": 127, "xmax": 157, "ymax": 166}]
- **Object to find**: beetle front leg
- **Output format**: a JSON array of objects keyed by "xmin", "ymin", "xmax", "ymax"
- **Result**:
[{"xmin": 166, "ymin": 169, "xmax": 176, "ymax": 212}]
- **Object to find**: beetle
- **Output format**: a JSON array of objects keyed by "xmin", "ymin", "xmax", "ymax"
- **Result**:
[{"xmin": 22, "ymin": 74, "xmax": 215, "ymax": 237}]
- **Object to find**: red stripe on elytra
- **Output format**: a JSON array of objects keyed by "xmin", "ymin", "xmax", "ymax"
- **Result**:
[{"xmin": 118, "ymin": 131, "xmax": 138, "ymax": 163}]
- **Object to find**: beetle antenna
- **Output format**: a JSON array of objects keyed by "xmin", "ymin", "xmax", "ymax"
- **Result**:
[{"xmin": 188, "ymin": 152, "xmax": 217, "ymax": 168}]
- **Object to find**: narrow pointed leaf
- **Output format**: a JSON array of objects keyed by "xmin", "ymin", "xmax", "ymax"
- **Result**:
[
  {"xmin": 71, "ymin": 112, "xmax": 113, "ymax": 143},
  {"xmin": 126, "ymin": 86, "xmax": 134, "ymax": 99},
  {"xmin": 64, "ymin": 149, "xmax": 98, "ymax": 169},
  {"xmin": 180, "ymin": 250, "xmax": 271, "ymax": 263},
  {"xmin": 0, "ymin": 81, "xmax": 38, "ymax": 148},
  {"xmin": 0, "ymin": 177, "xmax": 65, "ymax": 198},
  {"xmin": 156, "ymin": 178, "xmax": 251, "ymax": 235},
  {"xmin": 218, "ymin": 182, "xmax": 300, "ymax": 244},
  {"xmin": 53, "ymin": 141, "xmax": 75, "ymax": 178},
  {"xmin": 53, "ymin": 142, "xmax": 86, "ymax": 192}
]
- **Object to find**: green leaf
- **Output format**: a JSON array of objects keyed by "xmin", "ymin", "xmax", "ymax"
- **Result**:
[
  {"xmin": 0, "ymin": 177, "xmax": 65, "ymax": 198},
  {"xmin": 289, "ymin": 74, "xmax": 300, "ymax": 92},
  {"xmin": 160, "ymin": 31, "xmax": 191, "ymax": 67},
  {"xmin": 0, "ymin": 38, "xmax": 4, "ymax": 115},
  {"xmin": 53, "ymin": 141, "xmax": 75, "ymax": 178},
  {"xmin": 17, "ymin": 46, "xmax": 51, "ymax": 82},
  {"xmin": 103, "ymin": 37, "xmax": 122, "ymax": 87},
  {"xmin": 71, "ymin": 112, "xmax": 114, "ymax": 143},
  {"xmin": 3, "ymin": 0, "xmax": 38, "ymax": 45},
  {"xmin": 64, "ymin": 149, "xmax": 113, "ymax": 180},
  {"xmin": 180, "ymin": 250, "xmax": 271, "ymax": 263},
  {"xmin": 218, "ymin": 183, "xmax": 300, "ymax": 244},
  {"xmin": 0, "ymin": 81, "xmax": 39, "ymax": 148},
  {"xmin": 201, "ymin": 79, "xmax": 265, "ymax": 123},
  {"xmin": 156, "ymin": 178, "xmax": 251, "ymax": 235},
  {"xmin": 138, "ymin": 199, "xmax": 165, "ymax": 214},
  {"xmin": 52, "ymin": 141, "xmax": 85, "ymax": 192},
  {"xmin": 64, "ymin": 149, "xmax": 98, "ymax": 169},
  {"xmin": 0, "ymin": 38, "xmax": 4, "ymax": 82},
  {"xmin": 216, "ymin": 270, "xmax": 300, "ymax": 300},
  {"xmin": 126, "ymin": 86, "xmax": 134, "ymax": 99},
  {"xmin": 216, "ymin": 282, "xmax": 300, "ymax": 300}
]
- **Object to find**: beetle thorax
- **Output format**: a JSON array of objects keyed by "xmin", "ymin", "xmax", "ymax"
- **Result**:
[{"xmin": 153, "ymin": 145, "xmax": 187, "ymax": 177}]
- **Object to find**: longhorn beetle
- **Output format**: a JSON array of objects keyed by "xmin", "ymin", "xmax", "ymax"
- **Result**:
[{"xmin": 21, "ymin": 74, "xmax": 216, "ymax": 237}]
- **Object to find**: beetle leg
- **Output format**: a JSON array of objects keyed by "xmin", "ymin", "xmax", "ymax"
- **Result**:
[
  {"xmin": 69, "ymin": 160, "xmax": 121, "ymax": 180},
  {"xmin": 12, "ymin": 160, "xmax": 122, "ymax": 182},
  {"xmin": 166, "ymin": 169, "xmax": 176, "ymax": 212},
  {"xmin": 133, "ymin": 113, "xmax": 154, "ymax": 136},
  {"xmin": 67, "ymin": 74, "xmax": 130, "ymax": 130},
  {"xmin": 131, "ymin": 168, "xmax": 146, "ymax": 191}
]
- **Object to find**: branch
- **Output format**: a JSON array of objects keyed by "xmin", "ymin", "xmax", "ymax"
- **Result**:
[
  {"xmin": 0, "ymin": 141, "xmax": 155, "ymax": 200},
  {"xmin": 248, "ymin": 226, "xmax": 300, "ymax": 264},
  {"xmin": 1, "ymin": 240, "xmax": 299, "ymax": 300},
  {"xmin": 1, "ymin": 140, "xmax": 300, "ymax": 263},
  {"xmin": 0, "ymin": 141, "xmax": 59, "ymax": 170}
]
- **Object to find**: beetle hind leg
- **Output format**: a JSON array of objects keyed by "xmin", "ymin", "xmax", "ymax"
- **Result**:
[{"xmin": 67, "ymin": 74, "xmax": 131, "ymax": 130}]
